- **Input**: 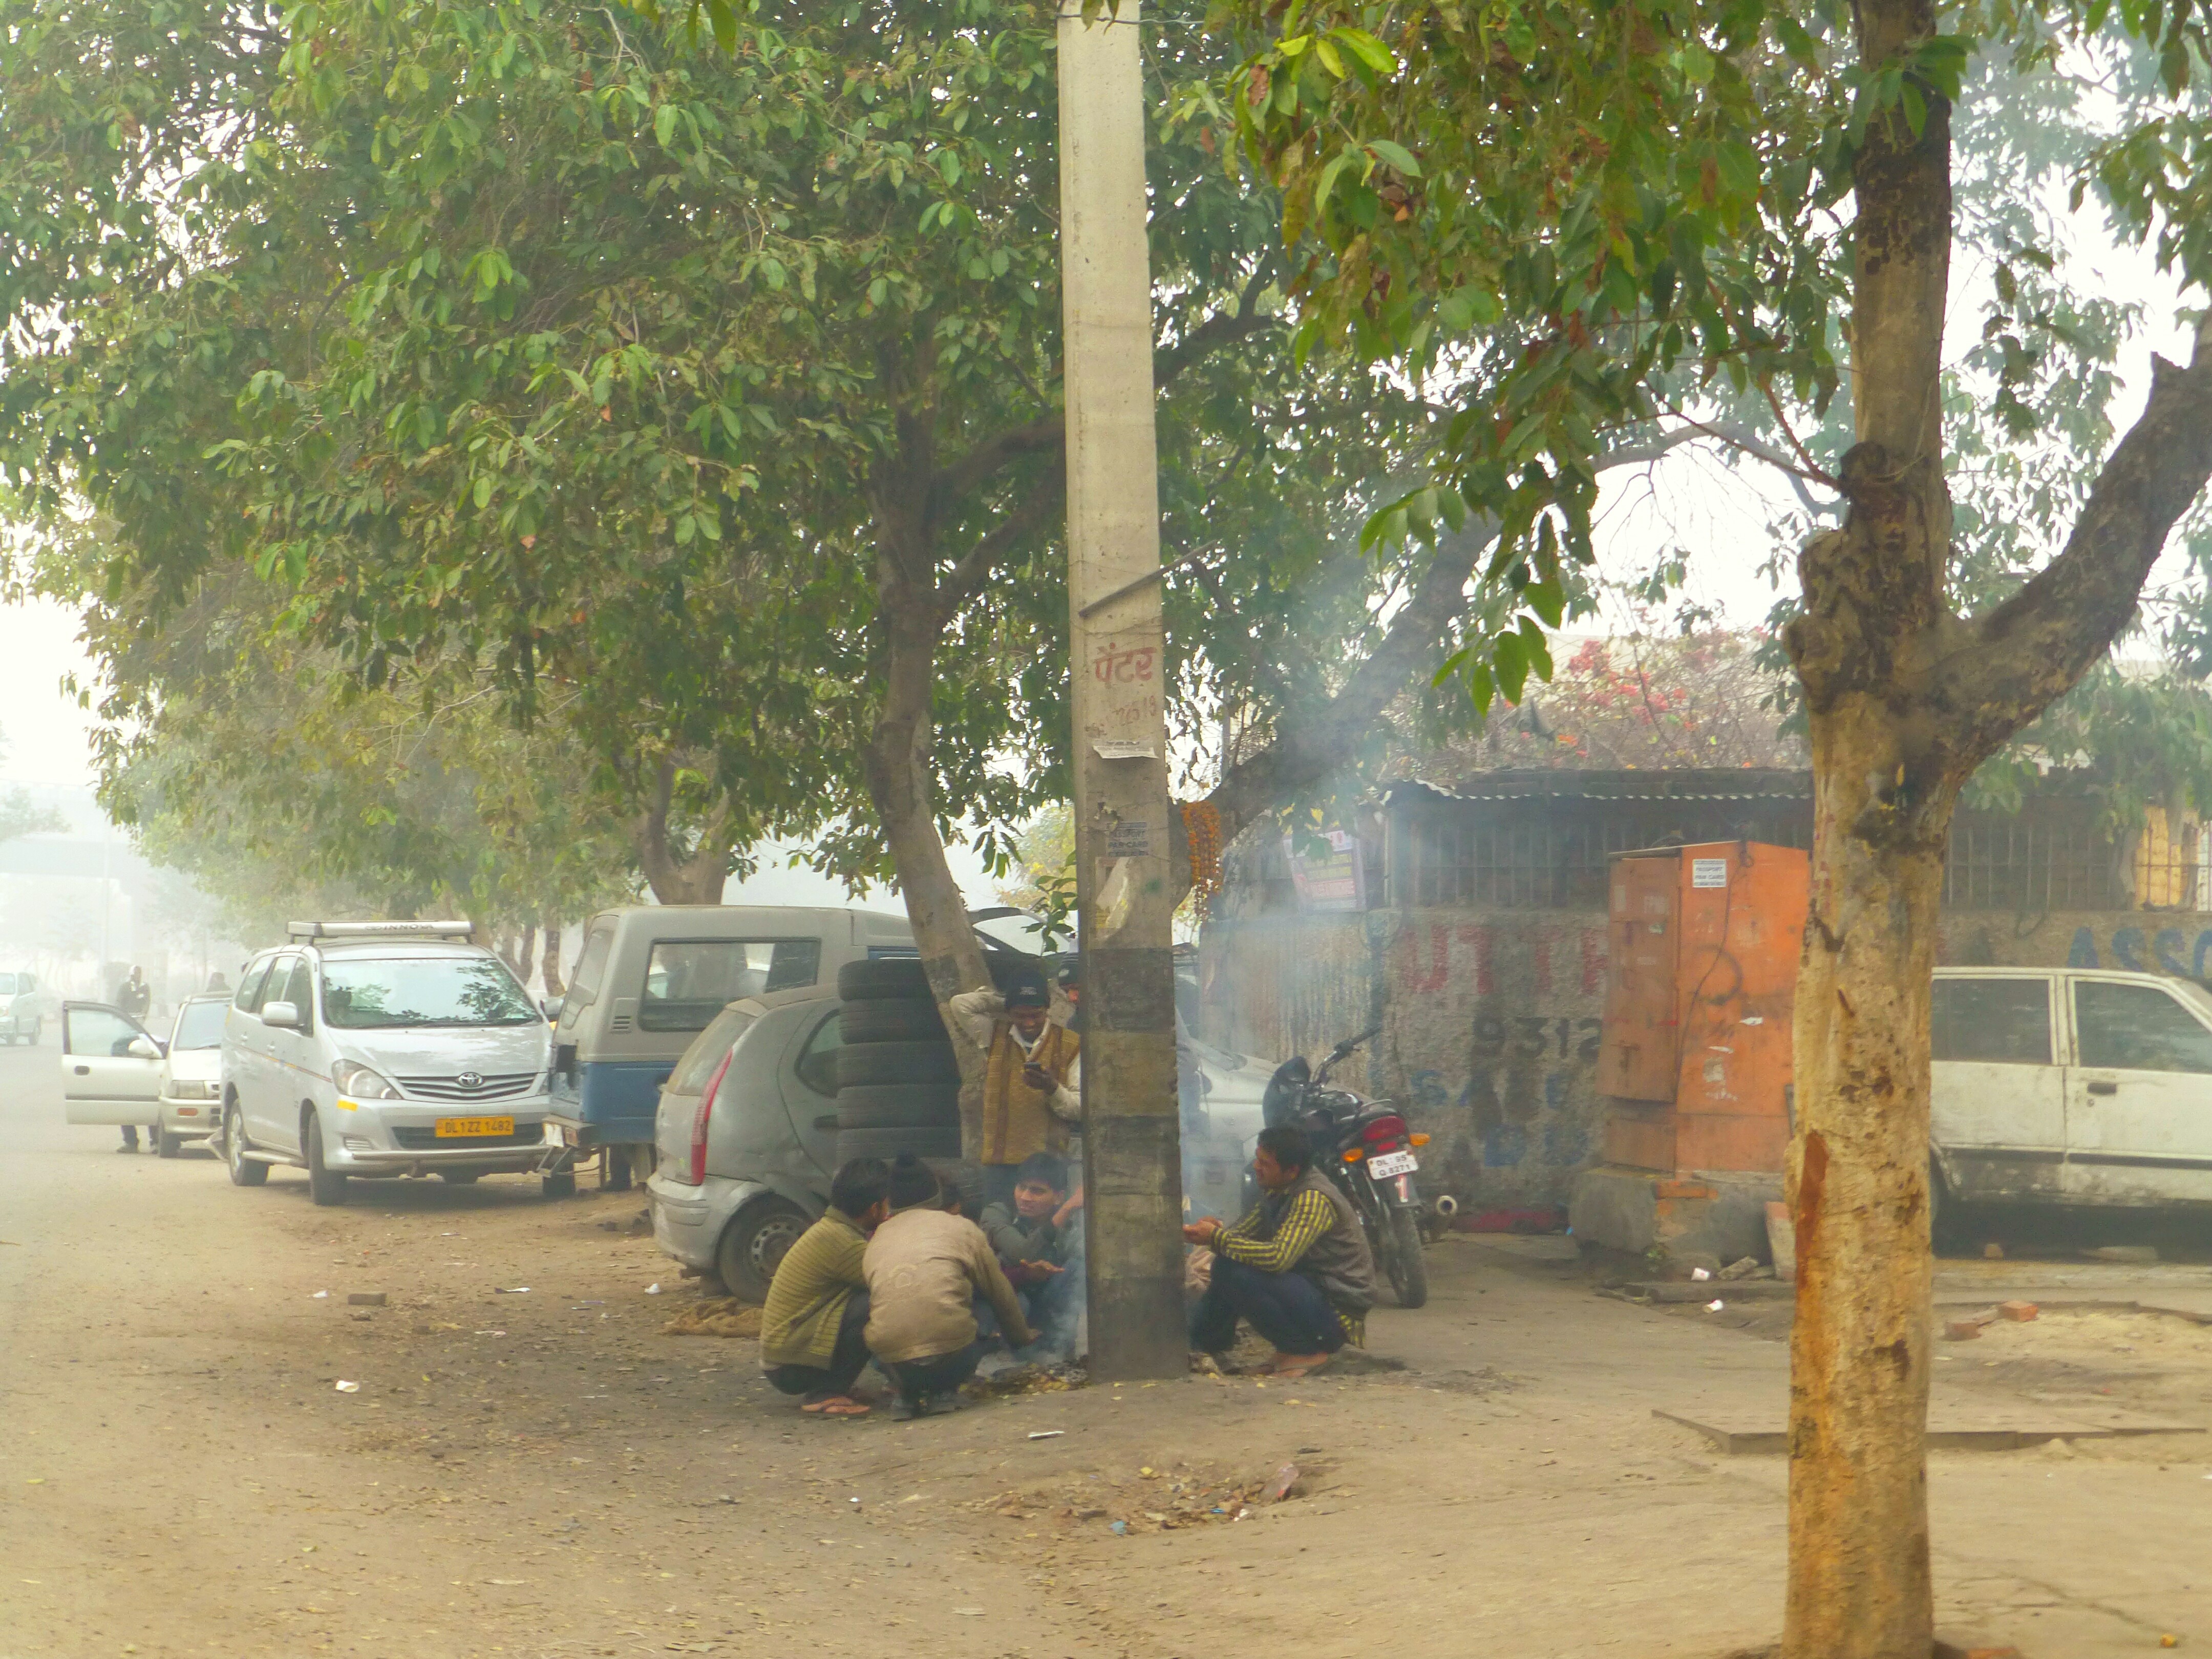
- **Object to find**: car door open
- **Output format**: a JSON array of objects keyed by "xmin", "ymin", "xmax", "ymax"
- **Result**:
[
  {"xmin": 61, "ymin": 1002, "xmax": 164, "ymax": 1126},
  {"xmin": 2064, "ymin": 976, "xmax": 2212, "ymax": 1206}
]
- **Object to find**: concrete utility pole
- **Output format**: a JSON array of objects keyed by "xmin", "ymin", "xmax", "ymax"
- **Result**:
[{"xmin": 1057, "ymin": 0, "xmax": 1185, "ymax": 1381}]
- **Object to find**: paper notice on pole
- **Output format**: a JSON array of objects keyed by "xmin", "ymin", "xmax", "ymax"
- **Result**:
[
  {"xmin": 1105, "ymin": 819, "xmax": 1154, "ymax": 858},
  {"xmin": 1691, "ymin": 858, "xmax": 1729, "ymax": 889},
  {"xmin": 1095, "ymin": 858, "xmax": 1136, "ymax": 939},
  {"xmin": 1092, "ymin": 738, "xmax": 1156, "ymax": 761}
]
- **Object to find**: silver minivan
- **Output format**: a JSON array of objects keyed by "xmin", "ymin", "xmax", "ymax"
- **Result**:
[
  {"xmin": 217, "ymin": 922, "xmax": 561, "ymax": 1205},
  {"xmin": 1934, "ymin": 965, "xmax": 2212, "ymax": 1222},
  {"xmin": 548, "ymin": 906, "xmax": 914, "ymax": 1184}
]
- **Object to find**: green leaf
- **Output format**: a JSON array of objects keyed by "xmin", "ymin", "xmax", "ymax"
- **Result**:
[
  {"xmin": 1327, "ymin": 26, "xmax": 1396, "ymax": 75},
  {"xmin": 654, "ymin": 102, "xmax": 678, "ymax": 147},
  {"xmin": 1364, "ymin": 138, "xmax": 1420, "ymax": 179}
]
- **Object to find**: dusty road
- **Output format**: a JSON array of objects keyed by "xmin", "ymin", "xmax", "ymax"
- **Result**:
[{"xmin": 5, "ymin": 1035, "xmax": 2211, "ymax": 1659}]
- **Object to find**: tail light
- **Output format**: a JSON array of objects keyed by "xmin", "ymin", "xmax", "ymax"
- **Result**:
[
  {"xmin": 688, "ymin": 1048, "xmax": 735, "ymax": 1186},
  {"xmin": 1360, "ymin": 1114, "xmax": 1410, "ymax": 1147}
]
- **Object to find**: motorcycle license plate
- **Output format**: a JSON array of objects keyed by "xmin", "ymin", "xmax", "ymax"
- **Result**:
[{"xmin": 1366, "ymin": 1149, "xmax": 1418, "ymax": 1179}]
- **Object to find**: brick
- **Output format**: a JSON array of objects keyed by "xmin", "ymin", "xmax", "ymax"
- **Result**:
[
  {"xmin": 1655, "ymin": 1179, "xmax": 1716, "ymax": 1200},
  {"xmin": 1997, "ymin": 1300, "xmax": 2038, "ymax": 1322},
  {"xmin": 1943, "ymin": 1320, "xmax": 1985, "ymax": 1341}
]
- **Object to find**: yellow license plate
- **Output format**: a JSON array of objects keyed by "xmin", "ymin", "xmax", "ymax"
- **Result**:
[{"xmin": 435, "ymin": 1116, "xmax": 515, "ymax": 1138}]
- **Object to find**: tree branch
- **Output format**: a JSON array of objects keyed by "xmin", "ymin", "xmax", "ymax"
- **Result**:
[
  {"xmin": 1945, "ymin": 313, "xmax": 2212, "ymax": 754},
  {"xmin": 936, "ymin": 462, "xmax": 1070, "ymax": 616}
]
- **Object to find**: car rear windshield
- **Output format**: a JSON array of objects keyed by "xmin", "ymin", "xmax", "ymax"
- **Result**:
[
  {"xmin": 172, "ymin": 1001, "xmax": 228, "ymax": 1050},
  {"xmin": 668, "ymin": 1009, "xmax": 758, "ymax": 1094},
  {"xmin": 322, "ymin": 958, "xmax": 539, "ymax": 1029}
]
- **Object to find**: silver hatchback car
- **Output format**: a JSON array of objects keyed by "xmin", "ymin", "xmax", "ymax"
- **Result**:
[{"xmin": 647, "ymin": 990, "xmax": 841, "ymax": 1300}]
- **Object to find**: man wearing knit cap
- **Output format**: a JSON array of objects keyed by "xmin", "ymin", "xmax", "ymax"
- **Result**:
[
  {"xmin": 948, "ymin": 966, "xmax": 1080, "ymax": 1212},
  {"xmin": 862, "ymin": 1154, "xmax": 1036, "ymax": 1419}
]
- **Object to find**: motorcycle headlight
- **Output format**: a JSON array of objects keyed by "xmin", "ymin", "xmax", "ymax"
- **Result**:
[{"xmin": 332, "ymin": 1060, "xmax": 403, "ymax": 1101}]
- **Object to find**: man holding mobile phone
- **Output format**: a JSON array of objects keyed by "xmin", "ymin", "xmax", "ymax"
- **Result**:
[{"xmin": 949, "ymin": 967, "xmax": 1081, "ymax": 1211}]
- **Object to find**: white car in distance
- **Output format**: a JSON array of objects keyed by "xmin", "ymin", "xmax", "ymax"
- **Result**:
[{"xmin": 154, "ymin": 993, "xmax": 229, "ymax": 1157}]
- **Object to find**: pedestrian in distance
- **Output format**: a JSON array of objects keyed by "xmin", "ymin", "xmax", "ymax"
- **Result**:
[
  {"xmin": 116, "ymin": 968, "xmax": 157, "ymax": 1151},
  {"xmin": 759, "ymin": 1157, "xmax": 893, "ymax": 1418},
  {"xmin": 1183, "ymin": 1123, "xmax": 1377, "ymax": 1381},
  {"xmin": 862, "ymin": 1153, "xmax": 1034, "ymax": 1420},
  {"xmin": 979, "ymin": 1151, "xmax": 1084, "ymax": 1366},
  {"xmin": 947, "ymin": 966, "xmax": 1080, "ymax": 1213}
]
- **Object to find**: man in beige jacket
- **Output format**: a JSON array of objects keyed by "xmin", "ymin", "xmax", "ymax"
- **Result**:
[{"xmin": 862, "ymin": 1153, "xmax": 1035, "ymax": 1419}]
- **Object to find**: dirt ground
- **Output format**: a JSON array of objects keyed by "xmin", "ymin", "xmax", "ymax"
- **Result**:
[{"xmin": 7, "ymin": 1040, "xmax": 2212, "ymax": 1659}]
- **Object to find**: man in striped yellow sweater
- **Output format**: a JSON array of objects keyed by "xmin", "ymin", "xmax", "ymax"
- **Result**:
[{"xmin": 1182, "ymin": 1125, "xmax": 1376, "ymax": 1380}]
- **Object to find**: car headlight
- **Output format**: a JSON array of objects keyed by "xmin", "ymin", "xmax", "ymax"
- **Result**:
[
  {"xmin": 332, "ymin": 1060, "xmax": 403, "ymax": 1101},
  {"xmin": 170, "ymin": 1079, "xmax": 217, "ymax": 1100}
]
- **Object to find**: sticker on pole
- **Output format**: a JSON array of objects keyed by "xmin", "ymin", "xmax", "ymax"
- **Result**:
[
  {"xmin": 1691, "ymin": 858, "xmax": 1729, "ymax": 889},
  {"xmin": 1090, "ymin": 738, "xmax": 1156, "ymax": 761}
]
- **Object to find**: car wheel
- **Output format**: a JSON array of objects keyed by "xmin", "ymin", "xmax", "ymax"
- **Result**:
[
  {"xmin": 157, "ymin": 1128, "xmax": 182, "ymax": 1159},
  {"xmin": 838, "ymin": 998, "xmax": 947, "ymax": 1045},
  {"xmin": 437, "ymin": 1169, "xmax": 481, "ymax": 1185},
  {"xmin": 30, "ymin": 1018, "xmax": 41, "ymax": 1045},
  {"xmin": 305, "ymin": 1113, "xmax": 349, "ymax": 1207},
  {"xmin": 224, "ymin": 1107, "xmax": 268, "ymax": 1187},
  {"xmin": 835, "ymin": 1040, "xmax": 961, "ymax": 1089},
  {"xmin": 836, "ymin": 958, "xmax": 933, "ymax": 1002},
  {"xmin": 836, "ymin": 1125, "xmax": 964, "ymax": 1164},
  {"xmin": 836, "ymin": 1083, "xmax": 962, "ymax": 1130},
  {"xmin": 716, "ymin": 1197, "xmax": 811, "ymax": 1301},
  {"xmin": 602, "ymin": 1146, "xmax": 633, "ymax": 1192},
  {"xmin": 541, "ymin": 1169, "xmax": 578, "ymax": 1199}
]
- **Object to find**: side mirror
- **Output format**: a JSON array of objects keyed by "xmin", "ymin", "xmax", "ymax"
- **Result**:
[
  {"xmin": 262, "ymin": 999, "xmax": 301, "ymax": 1030},
  {"xmin": 126, "ymin": 1035, "xmax": 160, "ymax": 1060}
]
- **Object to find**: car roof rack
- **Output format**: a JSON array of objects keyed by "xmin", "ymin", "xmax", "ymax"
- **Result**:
[{"xmin": 287, "ymin": 920, "xmax": 476, "ymax": 942}]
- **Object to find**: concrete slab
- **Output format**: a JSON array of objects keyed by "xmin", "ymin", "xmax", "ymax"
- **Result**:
[{"xmin": 1654, "ymin": 1403, "xmax": 2203, "ymax": 1454}]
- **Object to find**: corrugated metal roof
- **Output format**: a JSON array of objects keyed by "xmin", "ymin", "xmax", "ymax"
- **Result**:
[{"xmin": 1381, "ymin": 769, "xmax": 1814, "ymax": 807}]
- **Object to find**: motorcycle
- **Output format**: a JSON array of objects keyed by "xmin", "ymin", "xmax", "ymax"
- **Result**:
[{"xmin": 1260, "ymin": 1026, "xmax": 1431, "ymax": 1309}]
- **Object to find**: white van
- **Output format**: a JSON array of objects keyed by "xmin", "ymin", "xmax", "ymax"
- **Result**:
[
  {"xmin": 549, "ymin": 905, "xmax": 914, "ymax": 1184},
  {"xmin": 1934, "ymin": 965, "xmax": 2212, "ymax": 1219}
]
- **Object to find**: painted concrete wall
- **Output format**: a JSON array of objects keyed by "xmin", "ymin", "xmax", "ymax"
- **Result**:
[{"xmin": 1201, "ymin": 904, "xmax": 2203, "ymax": 1210}]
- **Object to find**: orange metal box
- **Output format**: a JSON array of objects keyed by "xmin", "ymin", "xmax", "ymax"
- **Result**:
[{"xmin": 1598, "ymin": 842, "xmax": 1809, "ymax": 1174}]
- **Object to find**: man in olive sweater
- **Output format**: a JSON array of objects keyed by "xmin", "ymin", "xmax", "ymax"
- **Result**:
[
  {"xmin": 863, "ymin": 1154, "xmax": 1035, "ymax": 1419},
  {"xmin": 759, "ymin": 1158, "xmax": 891, "ymax": 1417}
]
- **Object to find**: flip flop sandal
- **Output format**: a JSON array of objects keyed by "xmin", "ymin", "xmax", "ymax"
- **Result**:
[{"xmin": 818, "ymin": 1398, "xmax": 870, "ymax": 1417}]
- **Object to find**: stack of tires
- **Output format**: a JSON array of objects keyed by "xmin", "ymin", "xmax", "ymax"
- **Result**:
[{"xmin": 833, "ymin": 960, "xmax": 963, "ymax": 1164}]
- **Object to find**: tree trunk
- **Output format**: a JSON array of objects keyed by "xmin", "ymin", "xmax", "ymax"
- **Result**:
[
  {"xmin": 1783, "ymin": 701, "xmax": 1954, "ymax": 1656},
  {"xmin": 633, "ymin": 757, "xmax": 736, "ymax": 905},
  {"xmin": 861, "ymin": 595, "xmax": 993, "ymax": 1152},
  {"xmin": 540, "ymin": 915, "xmax": 566, "ymax": 999},
  {"xmin": 515, "ymin": 922, "xmax": 537, "ymax": 986}
]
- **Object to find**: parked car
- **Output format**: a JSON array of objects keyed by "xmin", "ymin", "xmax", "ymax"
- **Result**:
[
  {"xmin": 153, "ymin": 993, "xmax": 229, "ymax": 1157},
  {"xmin": 646, "ymin": 989, "xmax": 843, "ymax": 1298},
  {"xmin": 1, "ymin": 968, "xmax": 57, "ymax": 1045},
  {"xmin": 1933, "ymin": 965, "xmax": 2212, "ymax": 1228},
  {"xmin": 645, "ymin": 979, "xmax": 1283, "ymax": 1299},
  {"xmin": 549, "ymin": 905, "xmax": 916, "ymax": 1187},
  {"xmin": 216, "ymin": 921, "xmax": 565, "ymax": 1206},
  {"xmin": 59, "ymin": 999, "xmax": 165, "ymax": 1135}
]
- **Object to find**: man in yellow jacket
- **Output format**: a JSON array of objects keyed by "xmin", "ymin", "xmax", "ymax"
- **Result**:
[
  {"xmin": 948, "ymin": 966, "xmax": 1080, "ymax": 1211},
  {"xmin": 758, "ymin": 1158, "xmax": 891, "ymax": 1417}
]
